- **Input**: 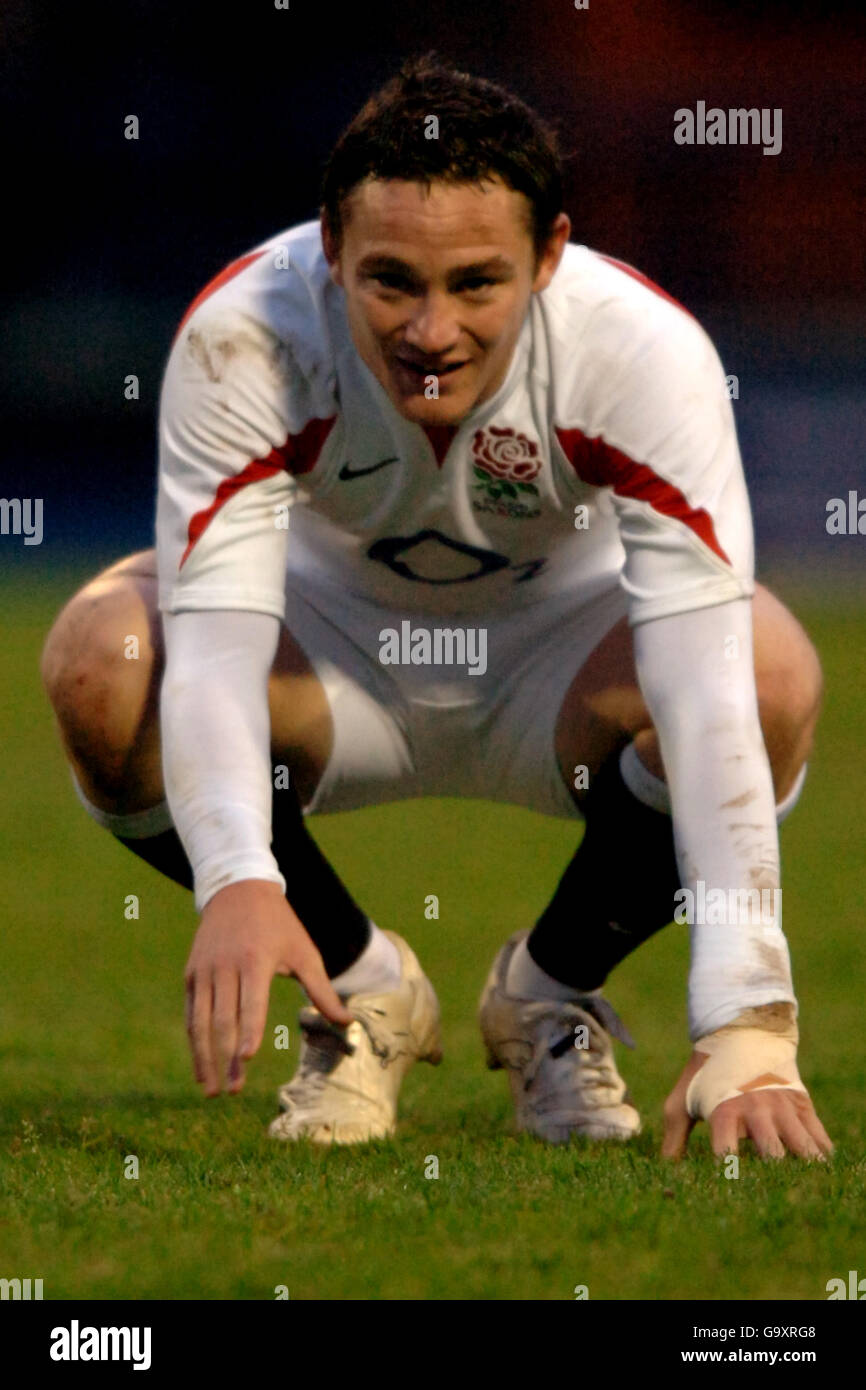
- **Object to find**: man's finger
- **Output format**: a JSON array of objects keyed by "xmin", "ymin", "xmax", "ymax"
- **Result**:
[
  {"xmin": 187, "ymin": 973, "xmax": 218, "ymax": 1094},
  {"xmin": 743, "ymin": 1106, "xmax": 786, "ymax": 1160},
  {"xmin": 297, "ymin": 954, "xmax": 354, "ymax": 1026},
  {"xmin": 211, "ymin": 970, "xmax": 241, "ymax": 1095},
  {"xmin": 799, "ymin": 1101, "xmax": 834, "ymax": 1157},
  {"xmin": 661, "ymin": 1110, "xmax": 695, "ymax": 1159},
  {"xmin": 237, "ymin": 962, "xmax": 272, "ymax": 1065},
  {"xmin": 709, "ymin": 1102, "xmax": 743, "ymax": 1157},
  {"xmin": 661, "ymin": 1088, "xmax": 696, "ymax": 1159},
  {"xmin": 806, "ymin": 1117, "xmax": 834, "ymax": 1157},
  {"xmin": 773, "ymin": 1103, "xmax": 826, "ymax": 1160},
  {"xmin": 184, "ymin": 980, "xmax": 201, "ymax": 1079},
  {"xmin": 661, "ymin": 1052, "xmax": 706, "ymax": 1159}
]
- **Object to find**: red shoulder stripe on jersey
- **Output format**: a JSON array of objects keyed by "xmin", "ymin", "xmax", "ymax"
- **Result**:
[
  {"xmin": 179, "ymin": 416, "xmax": 337, "ymax": 568},
  {"xmin": 180, "ymin": 456, "xmax": 282, "ymax": 568},
  {"xmin": 173, "ymin": 249, "xmax": 268, "ymax": 343},
  {"xmin": 595, "ymin": 254, "xmax": 694, "ymax": 320},
  {"xmin": 554, "ymin": 426, "xmax": 730, "ymax": 565}
]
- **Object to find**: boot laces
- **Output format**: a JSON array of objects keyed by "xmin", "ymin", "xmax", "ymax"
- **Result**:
[
  {"xmin": 280, "ymin": 1006, "xmax": 393, "ymax": 1104},
  {"xmin": 520, "ymin": 995, "xmax": 634, "ymax": 1094}
]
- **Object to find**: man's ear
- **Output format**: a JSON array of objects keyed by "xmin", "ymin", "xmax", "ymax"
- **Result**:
[
  {"xmin": 532, "ymin": 212, "xmax": 571, "ymax": 293},
  {"xmin": 320, "ymin": 212, "xmax": 344, "ymax": 286}
]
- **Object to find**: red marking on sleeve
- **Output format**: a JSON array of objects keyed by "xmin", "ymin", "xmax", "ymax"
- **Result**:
[
  {"xmin": 555, "ymin": 426, "xmax": 730, "ymax": 565},
  {"xmin": 596, "ymin": 254, "xmax": 694, "ymax": 320},
  {"xmin": 179, "ymin": 416, "xmax": 336, "ymax": 568},
  {"xmin": 173, "ymin": 249, "xmax": 268, "ymax": 342}
]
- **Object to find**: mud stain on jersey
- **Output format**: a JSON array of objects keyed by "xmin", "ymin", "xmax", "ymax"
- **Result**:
[
  {"xmin": 186, "ymin": 329, "xmax": 240, "ymax": 383},
  {"xmin": 186, "ymin": 321, "xmax": 291, "ymax": 387}
]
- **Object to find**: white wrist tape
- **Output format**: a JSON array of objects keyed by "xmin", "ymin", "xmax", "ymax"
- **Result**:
[{"xmin": 685, "ymin": 1020, "xmax": 807, "ymax": 1121}]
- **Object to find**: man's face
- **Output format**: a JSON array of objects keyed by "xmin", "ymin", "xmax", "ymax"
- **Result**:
[{"xmin": 323, "ymin": 178, "xmax": 570, "ymax": 426}]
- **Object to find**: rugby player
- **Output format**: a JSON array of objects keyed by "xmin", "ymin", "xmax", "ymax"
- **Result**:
[{"xmin": 41, "ymin": 57, "xmax": 833, "ymax": 1159}]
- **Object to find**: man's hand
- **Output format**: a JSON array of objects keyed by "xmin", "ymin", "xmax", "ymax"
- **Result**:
[
  {"xmin": 662, "ymin": 1049, "xmax": 834, "ymax": 1160},
  {"xmin": 184, "ymin": 879, "xmax": 353, "ymax": 1097}
]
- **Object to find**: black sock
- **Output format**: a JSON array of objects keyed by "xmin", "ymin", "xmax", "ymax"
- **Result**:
[
  {"xmin": 115, "ymin": 773, "xmax": 370, "ymax": 978},
  {"xmin": 114, "ymin": 828, "xmax": 195, "ymax": 892},
  {"xmin": 269, "ymin": 778, "xmax": 371, "ymax": 977},
  {"xmin": 526, "ymin": 751, "xmax": 681, "ymax": 991}
]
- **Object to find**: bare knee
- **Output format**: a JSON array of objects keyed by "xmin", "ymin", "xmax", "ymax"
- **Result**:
[
  {"xmin": 755, "ymin": 632, "xmax": 823, "ymax": 737},
  {"xmin": 556, "ymin": 592, "xmax": 824, "ymax": 804},
  {"xmin": 269, "ymin": 627, "xmax": 334, "ymax": 805},
  {"xmin": 554, "ymin": 616, "xmax": 650, "ymax": 798},
  {"xmin": 42, "ymin": 570, "xmax": 160, "ymax": 710},
  {"xmin": 752, "ymin": 588, "xmax": 823, "ymax": 795},
  {"xmin": 41, "ymin": 559, "xmax": 162, "ymax": 800}
]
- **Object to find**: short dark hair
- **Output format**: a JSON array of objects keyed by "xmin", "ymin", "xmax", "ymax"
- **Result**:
[{"xmin": 320, "ymin": 55, "xmax": 564, "ymax": 259}]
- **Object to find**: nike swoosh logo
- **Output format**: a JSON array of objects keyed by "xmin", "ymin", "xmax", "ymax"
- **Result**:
[{"xmin": 339, "ymin": 456, "xmax": 399, "ymax": 481}]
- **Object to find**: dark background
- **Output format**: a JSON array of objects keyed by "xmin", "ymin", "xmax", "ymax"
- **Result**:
[{"xmin": 2, "ymin": 0, "xmax": 864, "ymax": 575}]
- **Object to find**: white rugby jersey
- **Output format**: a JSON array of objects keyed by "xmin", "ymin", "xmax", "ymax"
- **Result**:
[
  {"xmin": 157, "ymin": 220, "xmax": 755, "ymax": 625},
  {"xmin": 156, "ymin": 221, "xmax": 796, "ymax": 1040}
]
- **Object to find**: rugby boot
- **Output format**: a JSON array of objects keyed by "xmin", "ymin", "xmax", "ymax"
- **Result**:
[
  {"xmin": 269, "ymin": 931, "xmax": 442, "ymax": 1144},
  {"xmin": 479, "ymin": 930, "xmax": 641, "ymax": 1142}
]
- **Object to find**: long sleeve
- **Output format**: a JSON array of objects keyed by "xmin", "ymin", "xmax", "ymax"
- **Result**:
[
  {"xmin": 632, "ymin": 597, "xmax": 796, "ymax": 1040},
  {"xmin": 160, "ymin": 608, "xmax": 286, "ymax": 912},
  {"xmin": 154, "ymin": 257, "xmax": 317, "ymax": 912}
]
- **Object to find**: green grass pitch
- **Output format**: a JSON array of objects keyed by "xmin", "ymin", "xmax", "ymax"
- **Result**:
[{"xmin": 1, "ymin": 569, "xmax": 864, "ymax": 1300}]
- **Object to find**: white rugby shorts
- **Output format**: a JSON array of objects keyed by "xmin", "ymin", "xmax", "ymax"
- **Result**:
[{"xmin": 282, "ymin": 576, "xmax": 630, "ymax": 820}]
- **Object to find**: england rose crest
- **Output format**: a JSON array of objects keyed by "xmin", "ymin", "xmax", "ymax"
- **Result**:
[{"xmin": 471, "ymin": 426, "xmax": 541, "ymax": 502}]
